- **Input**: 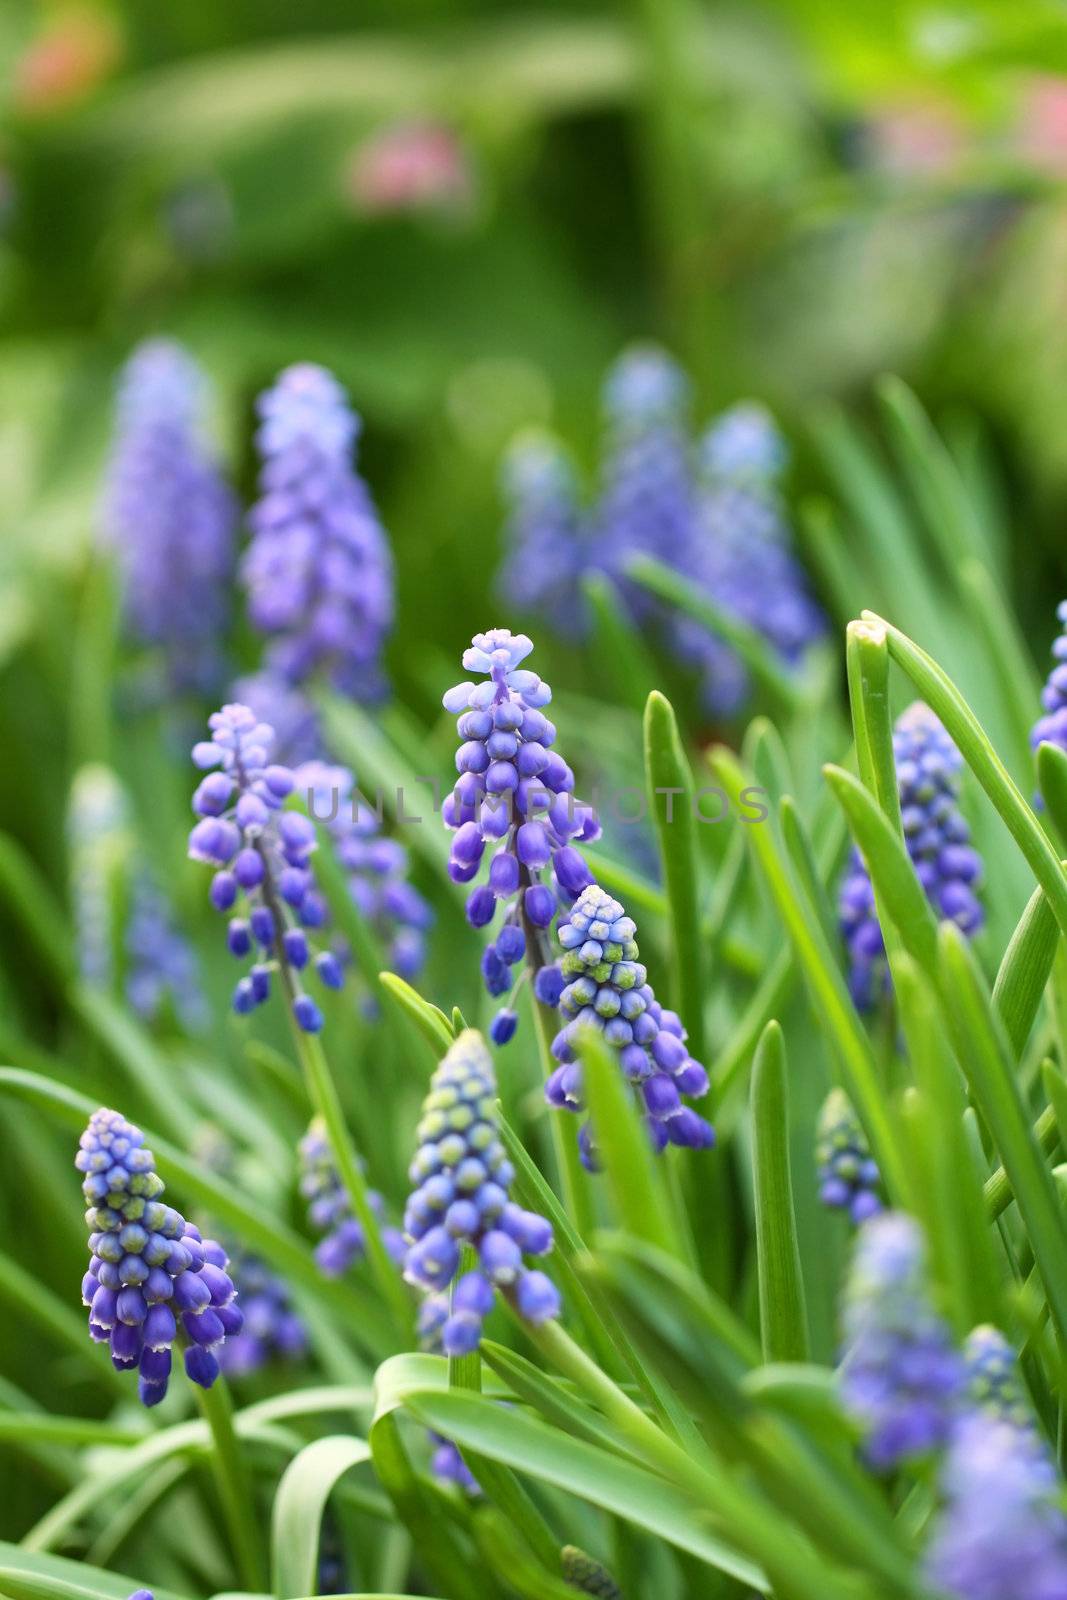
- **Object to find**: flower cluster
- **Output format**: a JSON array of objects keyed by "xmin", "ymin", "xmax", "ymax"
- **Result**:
[
  {"xmin": 963, "ymin": 1325, "xmax": 1035, "ymax": 1434},
  {"xmin": 924, "ymin": 1414, "xmax": 1067, "ymax": 1600},
  {"xmin": 497, "ymin": 351, "xmax": 826, "ymax": 718},
  {"xmin": 816, "ymin": 1088, "xmax": 881, "ymax": 1225},
  {"xmin": 544, "ymin": 884, "xmax": 713, "ymax": 1168},
  {"xmin": 77, "ymin": 1108, "xmax": 241, "ymax": 1405},
  {"xmin": 839, "ymin": 703, "xmax": 984, "ymax": 1011},
  {"xmin": 498, "ymin": 433, "xmax": 588, "ymax": 639},
  {"xmin": 1032, "ymin": 600, "xmax": 1067, "ymax": 778},
  {"xmin": 839, "ymin": 1212, "xmax": 962, "ymax": 1469},
  {"xmin": 125, "ymin": 874, "xmax": 208, "ymax": 1034},
  {"xmin": 297, "ymin": 761, "xmax": 433, "ymax": 986},
  {"xmin": 299, "ymin": 1117, "xmax": 405, "ymax": 1277},
  {"xmin": 443, "ymin": 629, "xmax": 599, "ymax": 1026},
  {"xmin": 403, "ymin": 1029, "xmax": 560, "ymax": 1352},
  {"xmin": 101, "ymin": 338, "xmax": 236, "ymax": 694},
  {"xmin": 593, "ymin": 346, "xmax": 696, "ymax": 598},
  {"xmin": 216, "ymin": 1248, "xmax": 307, "ymax": 1377},
  {"xmin": 242, "ymin": 363, "xmax": 393, "ymax": 702},
  {"xmin": 188, "ymin": 704, "xmax": 342, "ymax": 1032}
]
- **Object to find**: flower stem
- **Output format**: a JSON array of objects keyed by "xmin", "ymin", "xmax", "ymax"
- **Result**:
[{"xmin": 193, "ymin": 1374, "xmax": 264, "ymax": 1593}]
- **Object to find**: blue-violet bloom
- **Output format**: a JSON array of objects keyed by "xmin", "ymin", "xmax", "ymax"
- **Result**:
[{"xmin": 78, "ymin": 1108, "xmax": 241, "ymax": 1405}]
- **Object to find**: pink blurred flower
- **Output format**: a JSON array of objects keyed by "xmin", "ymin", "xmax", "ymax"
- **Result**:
[
  {"xmin": 13, "ymin": 9, "xmax": 120, "ymax": 113},
  {"xmin": 1015, "ymin": 75, "xmax": 1067, "ymax": 176},
  {"xmin": 865, "ymin": 100, "xmax": 964, "ymax": 179},
  {"xmin": 345, "ymin": 122, "xmax": 474, "ymax": 217}
]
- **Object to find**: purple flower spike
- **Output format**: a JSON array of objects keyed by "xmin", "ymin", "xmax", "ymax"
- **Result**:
[
  {"xmin": 188, "ymin": 704, "xmax": 345, "ymax": 1028},
  {"xmin": 403, "ymin": 1029, "xmax": 559, "ymax": 1351},
  {"xmin": 77, "ymin": 1109, "xmax": 241, "ymax": 1406},
  {"xmin": 299, "ymin": 1117, "xmax": 399, "ymax": 1279},
  {"xmin": 545, "ymin": 883, "xmax": 713, "ymax": 1169},
  {"xmin": 925, "ymin": 1413, "xmax": 1067, "ymax": 1600},
  {"xmin": 838, "ymin": 1212, "xmax": 962, "ymax": 1470},
  {"xmin": 442, "ymin": 628, "xmax": 601, "ymax": 1030},
  {"xmin": 101, "ymin": 339, "xmax": 237, "ymax": 696},
  {"xmin": 242, "ymin": 363, "xmax": 393, "ymax": 702},
  {"xmin": 839, "ymin": 703, "xmax": 984, "ymax": 1011}
]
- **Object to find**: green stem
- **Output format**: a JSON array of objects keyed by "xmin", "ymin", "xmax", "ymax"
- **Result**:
[{"xmin": 194, "ymin": 1374, "xmax": 265, "ymax": 1592}]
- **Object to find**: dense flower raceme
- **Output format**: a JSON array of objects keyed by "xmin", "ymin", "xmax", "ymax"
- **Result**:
[
  {"xmin": 925, "ymin": 1413, "xmax": 1067, "ymax": 1600},
  {"xmin": 498, "ymin": 348, "xmax": 825, "ymax": 714},
  {"xmin": 442, "ymin": 629, "xmax": 599, "ymax": 1024},
  {"xmin": 816, "ymin": 1088, "xmax": 881, "ymax": 1225},
  {"xmin": 101, "ymin": 338, "xmax": 236, "ymax": 693},
  {"xmin": 675, "ymin": 409, "xmax": 827, "ymax": 714},
  {"xmin": 403, "ymin": 1029, "xmax": 560, "ymax": 1352},
  {"xmin": 188, "ymin": 704, "xmax": 343, "ymax": 1032},
  {"xmin": 839, "ymin": 1212, "xmax": 963, "ymax": 1469},
  {"xmin": 299, "ymin": 1117, "xmax": 405, "ymax": 1277},
  {"xmin": 232, "ymin": 670, "xmax": 322, "ymax": 768},
  {"xmin": 242, "ymin": 363, "xmax": 393, "ymax": 702},
  {"xmin": 544, "ymin": 884, "xmax": 714, "ymax": 1169},
  {"xmin": 498, "ymin": 432, "xmax": 588, "ymax": 638},
  {"xmin": 216, "ymin": 1247, "xmax": 307, "ymax": 1377},
  {"xmin": 963, "ymin": 1325, "xmax": 1036, "ymax": 1434},
  {"xmin": 839, "ymin": 702, "xmax": 984, "ymax": 1010},
  {"xmin": 77, "ymin": 1109, "xmax": 241, "ymax": 1404},
  {"xmin": 1032, "ymin": 600, "xmax": 1067, "ymax": 780},
  {"xmin": 592, "ymin": 346, "xmax": 696, "ymax": 608}
]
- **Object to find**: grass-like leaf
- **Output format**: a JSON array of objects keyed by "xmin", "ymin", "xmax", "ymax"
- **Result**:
[
  {"xmin": 643, "ymin": 690, "xmax": 706, "ymax": 1060},
  {"xmin": 938, "ymin": 924, "xmax": 1067, "ymax": 1345},
  {"xmin": 271, "ymin": 1435, "xmax": 372, "ymax": 1598},
  {"xmin": 751, "ymin": 1022, "xmax": 810, "ymax": 1363}
]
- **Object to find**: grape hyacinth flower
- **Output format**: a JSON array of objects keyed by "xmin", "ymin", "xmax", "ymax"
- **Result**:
[
  {"xmin": 216, "ymin": 1249, "xmax": 307, "ymax": 1377},
  {"xmin": 699, "ymin": 400, "xmax": 789, "ymax": 485},
  {"xmin": 188, "ymin": 703, "xmax": 342, "ymax": 1032},
  {"xmin": 592, "ymin": 346, "xmax": 695, "ymax": 593},
  {"xmin": 816, "ymin": 1088, "xmax": 881, "ymax": 1225},
  {"xmin": 673, "ymin": 405, "xmax": 826, "ymax": 716},
  {"xmin": 839, "ymin": 703, "xmax": 984, "ymax": 1011},
  {"xmin": 543, "ymin": 884, "xmax": 713, "ymax": 1168},
  {"xmin": 414, "ymin": 1291, "xmax": 481, "ymax": 1494},
  {"xmin": 298, "ymin": 760, "xmax": 433, "ymax": 985},
  {"xmin": 1032, "ymin": 600, "xmax": 1067, "ymax": 781},
  {"xmin": 924, "ymin": 1413, "xmax": 1067, "ymax": 1600},
  {"xmin": 498, "ymin": 432, "xmax": 589, "ymax": 639},
  {"xmin": 299, "ymin": 1117, "xmax": 405, "ymax": 1277},
  {"xmin": 442, "ymin": 628, "xmax": 600, "ymax": 1028},
  {"xmin": 125, "ymin": 873, "xmax": 208, "ymax": 1034},
  {"xmin": 101, "ymin": 338, "xmax": 236, "ymax": 694},
  {"xmin": 963, "ymin": 1325, "xmax": 1035, "ymax": 1434},
  {"xmin": 839, "ymin": 1212, "xmax": 963, "ymax": 1469},
  {"xmin": 403, "ymin": 1029, "xmax": 560, "ymax": 1352},
  {"xmin": 77, "ymin": 1108, "xmax": 241, "ymax": 1404},
  {"xmin": 242, "ymin": 363, "xmax": 393, "ymax": 702}
]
